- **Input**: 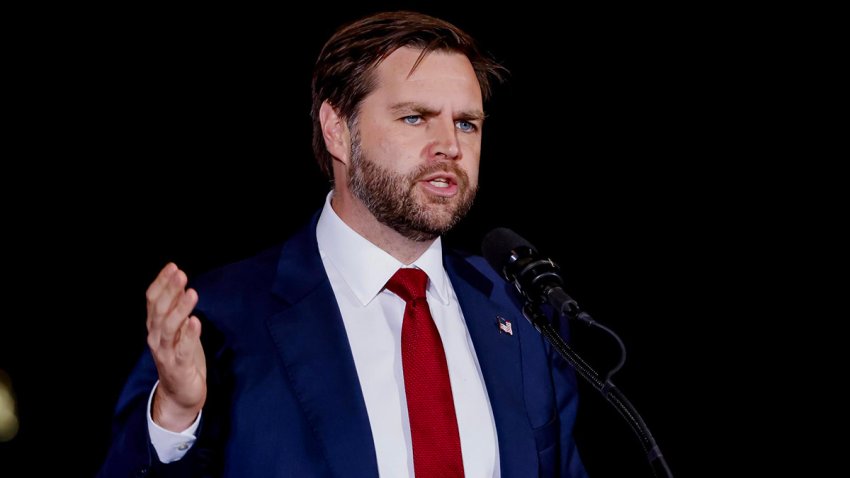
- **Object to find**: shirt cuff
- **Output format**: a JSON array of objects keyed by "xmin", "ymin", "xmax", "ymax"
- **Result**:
[{"xmin": 146, "ymin": 381, "xmax": 202, "ymax": 463}]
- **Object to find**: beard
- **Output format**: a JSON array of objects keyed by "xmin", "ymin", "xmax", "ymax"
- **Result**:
[{"xmin": 347, "ymin": 133, "xmax": 477, "ymax": 242}]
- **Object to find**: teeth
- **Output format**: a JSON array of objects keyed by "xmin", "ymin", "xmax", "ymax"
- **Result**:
[{"xmin": 429, "ymin": 179, "xmax": 449, "ymax": 188}]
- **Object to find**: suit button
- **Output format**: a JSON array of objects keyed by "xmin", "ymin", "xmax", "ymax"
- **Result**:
[{"xmin": 135, "ymin": 467, "xmax": 148, "ymax": 476}]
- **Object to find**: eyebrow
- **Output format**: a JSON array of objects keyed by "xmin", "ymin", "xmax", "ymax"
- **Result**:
[{"xmin": 389, "ymin": 102, "xmax": 486, "ymax": 122}]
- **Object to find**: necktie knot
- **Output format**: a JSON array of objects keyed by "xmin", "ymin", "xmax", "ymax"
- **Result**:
[{"xmin": 385, "ymin": 268, "xmax": 428, "ymax": 303}]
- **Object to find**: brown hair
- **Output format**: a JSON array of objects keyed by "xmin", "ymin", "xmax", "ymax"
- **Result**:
[{"xmin": 311, "ymin": 11, "xmax": 506, "ymax": 179}]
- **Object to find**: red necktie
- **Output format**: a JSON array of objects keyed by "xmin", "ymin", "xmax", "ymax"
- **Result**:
[{"xmin": 385, "ymin": 268, "xmax": 465, "ymax": 477}]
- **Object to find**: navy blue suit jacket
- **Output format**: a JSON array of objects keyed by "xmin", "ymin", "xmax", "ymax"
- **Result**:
[{"xmin": 99, "ymin": 215, "xmax": 587, "ymax": 477}]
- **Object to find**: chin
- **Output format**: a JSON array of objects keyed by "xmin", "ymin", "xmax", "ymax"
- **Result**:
[{"xmin": 420, "ymin": 207, "xmax": 463, "ymax": 232}]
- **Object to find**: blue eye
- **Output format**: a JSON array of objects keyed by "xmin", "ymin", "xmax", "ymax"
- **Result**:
[
  {"xmin": 456, "ymin": 120, "xmax": 477, "ymax": 133},
  {"xmin": 403, "ymin": 115, "xmax": 423, "ymax": 125}
]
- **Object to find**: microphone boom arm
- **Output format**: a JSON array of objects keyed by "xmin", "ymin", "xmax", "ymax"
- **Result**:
[{"xmin": 521, "ymin": 302, "xmax": 674, "ymax": 478}]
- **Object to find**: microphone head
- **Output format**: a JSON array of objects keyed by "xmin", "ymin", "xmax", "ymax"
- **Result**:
[
  {"xmin": 481, "ymin": 227, "xmax": 537, "ymax": 280},
  {"xmin": 482, "ymin": 227, "xmax": 566, "ymax": 307},
  {"xmin": 482, "ymin": 228, "xmax": 580, "ymax": 316}
]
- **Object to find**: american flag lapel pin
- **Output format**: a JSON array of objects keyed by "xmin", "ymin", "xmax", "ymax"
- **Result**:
[{"xmin": 497, "ymin": 316, "xmax": 513, "ymax": 336}]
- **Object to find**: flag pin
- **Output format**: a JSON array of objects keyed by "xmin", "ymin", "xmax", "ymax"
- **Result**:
[{"xmin": 497, "ymin": 316, "xmax": 513, "ymax": 335}]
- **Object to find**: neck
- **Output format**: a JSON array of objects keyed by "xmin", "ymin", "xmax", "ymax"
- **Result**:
[{"xmin": 330, "ymin": 191, "xmax": 433, "ymax": 265}]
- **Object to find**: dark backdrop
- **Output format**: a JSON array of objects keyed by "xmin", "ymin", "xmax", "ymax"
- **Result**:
[{"xmin": 0, "ymin": 2, "xmax": 787, "ymax": 476}]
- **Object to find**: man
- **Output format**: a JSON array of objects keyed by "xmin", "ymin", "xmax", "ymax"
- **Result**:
[{"xmin": 99, "ymin": 11, "xmax": 588, "ymax": 477}]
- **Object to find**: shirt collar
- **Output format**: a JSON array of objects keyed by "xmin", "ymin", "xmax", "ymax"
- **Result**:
[{"xmin": 316, "ymin": 192, "xmax": 450, "ymax": 306}]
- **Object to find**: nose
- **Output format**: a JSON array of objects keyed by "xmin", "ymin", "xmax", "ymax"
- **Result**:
[{"xmin": 429, "ymin": 118, "xmax": 461, "ymax": 160}]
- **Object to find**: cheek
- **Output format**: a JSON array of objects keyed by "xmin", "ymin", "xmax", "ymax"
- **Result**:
[
  {"xmin": 374, "ymin": 138, "xmax": 423, "ymax": 175},
  {"xmin": 466, "ymin": 162, "xmax": 480, "ymax": 187},
  {"xmin": 373, "ymin": 134, "xmax": 410, "ymax": 162},
  {"xmin": 461, "ymin": 143, "xmax": 481, "ymax": 183},
  {"xmin": 374, "ymin": 134, "xmax": 395, "ymax": 155}
]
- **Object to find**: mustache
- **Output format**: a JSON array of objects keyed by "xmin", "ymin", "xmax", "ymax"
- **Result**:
[{"xmin": 410, "ymin": 162, "xmax": 469, "ymax": 186}]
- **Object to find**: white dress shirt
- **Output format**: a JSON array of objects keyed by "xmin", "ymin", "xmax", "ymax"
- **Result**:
[{"xmin": 150, "ymin": 192, "xmax": 500, "ymax": 477}]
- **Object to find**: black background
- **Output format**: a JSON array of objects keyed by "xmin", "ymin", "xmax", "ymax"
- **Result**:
[{"xmin": 0, "ymin": 2, "xmax": 810, "ymax": 476}]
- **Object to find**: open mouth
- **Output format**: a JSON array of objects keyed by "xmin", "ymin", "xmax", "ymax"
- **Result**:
[{"xmin": 419, "ymin": 173, "xmax": 459, "ymax": 197}]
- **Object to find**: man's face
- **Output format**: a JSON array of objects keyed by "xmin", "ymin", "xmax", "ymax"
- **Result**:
[{"xmin": 347, "ymin": 47, "xmax": 484, "ymax": 241}]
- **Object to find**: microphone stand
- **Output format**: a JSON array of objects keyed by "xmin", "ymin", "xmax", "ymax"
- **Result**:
[{"xmin": 522, "ymin": 302, "xmax": 674, "ymax": 478}]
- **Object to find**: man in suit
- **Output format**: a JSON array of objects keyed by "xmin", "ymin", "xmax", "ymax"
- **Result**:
[{"xmin": 99, "ymin": 11, "xmax": 588, "ymax": 477}]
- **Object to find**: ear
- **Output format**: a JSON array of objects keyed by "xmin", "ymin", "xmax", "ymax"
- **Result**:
[{"xmin": 319, "ymin": 100, "xmax": 350, "ymax": 165}]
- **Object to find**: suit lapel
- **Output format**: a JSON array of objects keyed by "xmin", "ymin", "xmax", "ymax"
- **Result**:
[
  {"xmin": 445, "ymin": 253, "xmax": 538, "ymax": 478},
  {"xmin": 265, "ymin": 222, "xmax": 378, "ymax": 477}
]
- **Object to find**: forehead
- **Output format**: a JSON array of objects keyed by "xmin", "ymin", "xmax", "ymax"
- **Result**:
[{"xmin": 369, "ymin": 47, "xmax": 482, "ymax": 106}]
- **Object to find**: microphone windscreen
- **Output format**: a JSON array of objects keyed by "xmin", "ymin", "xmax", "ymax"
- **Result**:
[{"xmin": 481, "ymin": 227, "xmax": 535, "ymax": 273}]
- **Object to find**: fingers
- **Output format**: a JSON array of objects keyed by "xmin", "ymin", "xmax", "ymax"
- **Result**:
[
  {"xmin": 159, "ymin": 287, "xmax": 199, "ymax": 345},
  {"xmin": 153, "ymin": 268, "xmax": 188, "ymax": 320},
  {"xmin": 175, "ymin": 315, "xmax": 203, "ymax": 364},
  {"xmin": 146, "ymin": 263, "xmax": 199, "ymax": 349},
  {"xmin": 146, "ymin": 264, "xmax": 182, "ymax": 329},
  {"xmin": 146, "ymin": 263, "xmax": 178, "ymax": 308}
]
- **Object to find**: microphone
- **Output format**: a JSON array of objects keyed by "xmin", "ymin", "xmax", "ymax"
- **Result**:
[
  {"xmin": 483, "ymin": 230, "xmax": 673, "ymax": 478},
  {"xmin": 482, "ymin": 227, "xmax": 591, "ymax": 323}
]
